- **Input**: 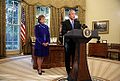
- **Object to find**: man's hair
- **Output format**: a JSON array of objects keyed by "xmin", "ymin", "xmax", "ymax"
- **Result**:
[
  {"xmin": 38, "ymin": 15, "xmax": 45, "ymax": 23},
  {"xmin": 69, "ymin": 9, "xmax": 76, "ymax": 15}
]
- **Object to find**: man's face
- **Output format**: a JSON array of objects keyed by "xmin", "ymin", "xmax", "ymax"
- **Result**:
[{"xmin": 69, "ymin": 10, "xmax": 76, "ymax": 20}]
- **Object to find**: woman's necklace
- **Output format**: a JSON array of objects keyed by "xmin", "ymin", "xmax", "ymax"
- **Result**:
[{"xmin": 39, "ymin": 23, "xmax": 45, "ymax": 28}]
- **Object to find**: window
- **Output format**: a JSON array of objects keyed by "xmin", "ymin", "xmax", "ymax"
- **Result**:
[
  {"xmin": 6, "ymin": 0, "xmax": 20, "ymax": 50},
  {"xmin": 35, "ymin": 5, "xmax": 50, "ymax": 27}
]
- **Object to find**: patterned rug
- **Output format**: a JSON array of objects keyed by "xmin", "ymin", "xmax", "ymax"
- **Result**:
[{"xmin": 0, "ymin": 55, "xmax": 120, "ymax": 81}]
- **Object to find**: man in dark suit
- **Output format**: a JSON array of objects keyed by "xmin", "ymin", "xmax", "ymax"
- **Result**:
[{"xmin": 61, "ymin": 9, "xmax": 81, "ymax": 77}]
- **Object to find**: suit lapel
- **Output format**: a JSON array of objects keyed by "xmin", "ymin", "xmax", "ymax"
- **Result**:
[
  {"xmin": 68, "ymin": 20, "xmax": 72, "ymax": 30},
  {"xmin": 74, "ymin": 20, "xmax": 77, "ymax": 29}
]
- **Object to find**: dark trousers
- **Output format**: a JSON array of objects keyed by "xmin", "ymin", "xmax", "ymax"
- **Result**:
[{"xmin": 64, "ymin": 40, "xmax": 75, "ymax": 75}]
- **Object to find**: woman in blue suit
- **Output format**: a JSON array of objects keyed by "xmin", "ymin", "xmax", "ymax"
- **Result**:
[{"xmin": 34, "ymin": 15, "xmax": 50, "ymax": 75}]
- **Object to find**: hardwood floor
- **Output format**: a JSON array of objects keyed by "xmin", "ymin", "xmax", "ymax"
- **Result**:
[{"xmin": 0, "ymin": 55, "xmax": 120, "ymax": 81}]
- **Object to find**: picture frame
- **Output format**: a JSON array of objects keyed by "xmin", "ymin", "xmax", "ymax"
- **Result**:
[{"xmin": 92, "ymin": 20, "xmax": 109, "ymax": 34}]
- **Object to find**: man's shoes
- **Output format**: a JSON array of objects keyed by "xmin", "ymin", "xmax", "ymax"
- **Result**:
[{"xmin": 67, "ymin": 75, "xmax": 72, "ymax": 81}]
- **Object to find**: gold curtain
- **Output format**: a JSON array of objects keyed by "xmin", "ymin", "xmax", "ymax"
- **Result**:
[
  {"xmin": 21, "ymin": 2, "xmax": 35, "ymax": 54},
  {"xmin": 0, "ymin": 0, "xmax": 6, "ymax": 57},
  {"xmin": 50, "ymin": 6, "xmax": 64, "ymax": 40},
  {"xmin": 78, "ymin": 6, "xmax": 85, "ymax": 24},
  {"xmin": 50, "ymin": 6, "xmax": 59, "ymax": 37}
]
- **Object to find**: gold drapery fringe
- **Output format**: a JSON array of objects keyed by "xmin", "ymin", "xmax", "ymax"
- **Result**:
[{"xmin": 0, "ymin": 0, "xmax": 6, "ymax": 57}]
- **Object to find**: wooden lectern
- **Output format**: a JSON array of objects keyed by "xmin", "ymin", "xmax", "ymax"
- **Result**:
[{"xmin": 64, "ymin": 29, "xmax": 100, "ymax": 81}]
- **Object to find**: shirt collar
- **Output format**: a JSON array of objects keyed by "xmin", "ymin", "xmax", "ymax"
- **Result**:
[{"xmin": 69, "ymin": 18, "xmax": 74, "ymax": 23}]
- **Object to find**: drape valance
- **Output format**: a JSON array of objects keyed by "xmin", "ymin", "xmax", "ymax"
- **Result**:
[{"xmin": 23, "ymin": 0, "xmax": 85, "ymax": 10}]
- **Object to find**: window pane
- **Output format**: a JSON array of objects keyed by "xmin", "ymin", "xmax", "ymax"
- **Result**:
[
  {"xmin": 13, "ymin": 17, "xmax": 18, "ymax": 24},
  {"xmin": 6, "ymin": 25, "xmax": 13, "ymax": 41},
  {"xmin": 13, "ymin": 45, "xmax": 18, "ymax": 49},
  {"xmin": 8, "ymin": 17, "xmax": 12, "ymax": 24},
  {"xmin": 13, "ymin": 25, "xmax": 19, "ymax": 41},
  {"xmin": 13, "ymin": 42, "xmax": 18, "ymax": 49},
  {"xmin": 6, "ymin": 42, "xmax": 12, "ymax": 50},
  {"xmin": 13, "ymin": 42, "xmax": 18, "ymax": 45},
  {"xmin": 13, "ymin": 10, "xmax": 18, "ymax": 17}
]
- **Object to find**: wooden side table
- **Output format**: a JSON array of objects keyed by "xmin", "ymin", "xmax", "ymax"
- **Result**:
[
  {"xmin": 107, "ymin": 49, "xmax": 120, "ymax": 61},
  {"xmin": 88, "ymin": 43, "xmax": 108, "ymax": 58}
]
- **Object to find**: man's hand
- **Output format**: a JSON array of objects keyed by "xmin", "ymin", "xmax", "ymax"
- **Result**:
[{"xmin": 67, "ymin": 31, "xmax": 70, "ymax": 33}]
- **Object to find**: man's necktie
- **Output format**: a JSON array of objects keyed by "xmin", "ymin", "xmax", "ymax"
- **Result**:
[{"xmin": 71, "ymin": 20, "xmax": 74, "ymax": 29}]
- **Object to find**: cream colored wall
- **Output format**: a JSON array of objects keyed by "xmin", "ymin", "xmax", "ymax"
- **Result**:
[{"xmin": 86, "ymin": 0, "xmax": 120, "ymax": 43}]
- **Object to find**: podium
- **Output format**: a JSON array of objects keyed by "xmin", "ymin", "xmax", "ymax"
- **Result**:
[{"xmin": 64, "ymin": 29, "xmax": 100, "ymax": 81}]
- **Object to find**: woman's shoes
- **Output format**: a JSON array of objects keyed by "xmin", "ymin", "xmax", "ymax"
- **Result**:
[
  {"xmin": 41, "ymin": 70, "xmax": 45, "ymax": 73},
  {"xmin": 38, "ymin": 72, "xmax": 42, "ymax": 75},
  {"xmin": 37, "ymin": 69, "xmax": 45, "ymax": 75},
  {"xmin": 37, "ymin": 69, "xmax": 42, "ymax": 75}
]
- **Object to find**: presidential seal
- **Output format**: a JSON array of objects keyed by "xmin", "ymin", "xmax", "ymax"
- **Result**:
[{"xmin": 83, "ymin": 28, "xmax": 92, "ymax": 38}]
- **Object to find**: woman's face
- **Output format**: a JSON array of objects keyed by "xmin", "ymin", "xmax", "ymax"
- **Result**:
[{"xmin": 40, "ymin": 17, "xmax": 45, "ymax": 24}]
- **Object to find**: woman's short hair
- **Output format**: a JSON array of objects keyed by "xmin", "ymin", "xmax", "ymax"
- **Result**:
[{"xmin": 38, "ymin": 15, "xmax": 45, "ymax": 23}]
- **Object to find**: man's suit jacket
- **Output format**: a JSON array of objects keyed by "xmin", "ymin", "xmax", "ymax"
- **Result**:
[
  {"xmin": 61, "ymin": 19, "xmax": 81, "ymax": 36},
  {"xmin": 61, "ymin": 19, "xmax": 81, "ymax": 52}
]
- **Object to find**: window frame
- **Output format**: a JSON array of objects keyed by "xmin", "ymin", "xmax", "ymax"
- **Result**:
[{"xmin": 6, "ymin": 0, "xmax": 21, "ymax": 53}]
